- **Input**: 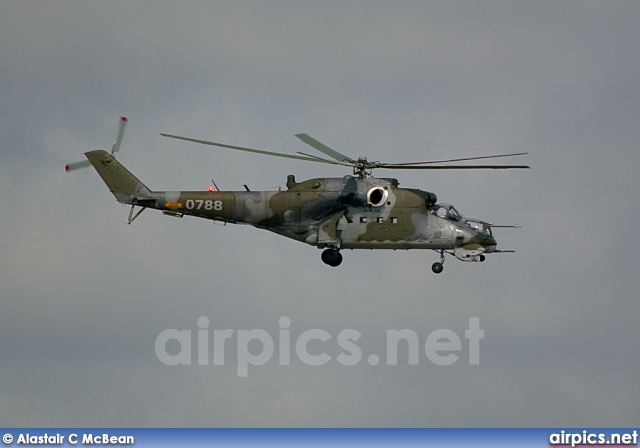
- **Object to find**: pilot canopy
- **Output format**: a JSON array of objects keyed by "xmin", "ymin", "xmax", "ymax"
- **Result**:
[{"xmin": 429, "ymin": 203, "xmax": 492, "ymax": 237}]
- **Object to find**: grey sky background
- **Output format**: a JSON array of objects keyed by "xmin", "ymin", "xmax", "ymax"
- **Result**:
[{"xmin": 1, "ymin": 1, "xmax": 639, "ymax": 426}]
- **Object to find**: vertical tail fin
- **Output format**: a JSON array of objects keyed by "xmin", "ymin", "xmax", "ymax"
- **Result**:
[{"xmin": 85, "ymin": 150, "xmax": 152, "ymax": 204}]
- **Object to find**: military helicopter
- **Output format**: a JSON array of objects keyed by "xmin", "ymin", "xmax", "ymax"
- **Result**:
[{"xmin": 66, "ymin": 117, "xmax": 528, "ymax": 273}]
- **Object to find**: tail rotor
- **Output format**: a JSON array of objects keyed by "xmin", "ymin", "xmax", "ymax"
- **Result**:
[{"xmin": 65, "ymin": 116, "xmax": 128, "ymax": 172}]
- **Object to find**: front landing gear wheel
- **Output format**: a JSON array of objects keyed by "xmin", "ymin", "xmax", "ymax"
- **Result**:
[
  {"xmin": 431, "ymin": 262, "xmax": 444, "ymax": 274},
  {"xmin": 321, "ymin": 249, "xmax": 343, "ymax": 267}
]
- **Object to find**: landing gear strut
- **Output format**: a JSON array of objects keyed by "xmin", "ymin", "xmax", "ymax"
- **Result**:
[
  {"xmin": 431, "ymin": 250, "xmax": 445, "ymax": 274},
  {"xmin": 321, "ymin": 248, "xmax": 343, "ymax": 267}
]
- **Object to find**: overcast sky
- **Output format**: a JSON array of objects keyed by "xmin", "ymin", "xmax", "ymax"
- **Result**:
[{"xmin": 1, "ymin": 1, "xmax": 639, "ymax": 427}]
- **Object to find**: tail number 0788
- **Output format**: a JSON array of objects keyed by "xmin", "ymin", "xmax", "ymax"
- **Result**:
[{"xmin": 185, "ymin": 199, "xmax": 223, "ymax": 211}]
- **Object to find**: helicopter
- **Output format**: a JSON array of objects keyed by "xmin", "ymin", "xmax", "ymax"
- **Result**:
[{"xmin": 66, "ymin": 117, "xmax": 529, "ymax": 273}]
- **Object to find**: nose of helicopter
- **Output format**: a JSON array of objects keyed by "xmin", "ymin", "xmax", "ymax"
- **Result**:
[
  {"xmin": 460, "ymin": 228, "xmax": 497, "ymax": 252},
  {"xmin": 478, "ymin": 232, "xmax": 497, "ymax": 251},
  {"xmin": 484, "ymin": 236, "xmax": 497, "ymax": 253}
]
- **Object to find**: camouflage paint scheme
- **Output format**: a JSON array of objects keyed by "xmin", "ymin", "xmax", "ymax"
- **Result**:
[{"xmin": 85, "ymin": 150, "xmax": 499, "ymax": 266}]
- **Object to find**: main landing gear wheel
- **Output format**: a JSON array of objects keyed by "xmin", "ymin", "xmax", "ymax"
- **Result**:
[{"xmin": 321, "ymin": 248, "xmax": 343, "ymax": 267}]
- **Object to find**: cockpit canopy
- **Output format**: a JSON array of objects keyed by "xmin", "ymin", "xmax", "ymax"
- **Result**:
[
  {"xmin": 429, "ymin": 203, "xmax": 492, "ymax": 237},
  {"xmin": 464, "ymin": 219, "xmax": 492, "ymax": 237},
  {"xmin": 429, "ymin": 203, "xmax": 462, "ymax": 222}
]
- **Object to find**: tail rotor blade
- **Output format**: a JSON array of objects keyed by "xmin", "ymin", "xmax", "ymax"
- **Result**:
[
  {"xmin": 65, "ymin": 159, "xmax": 91, "ymax": 172},
  {"xmin": 65, "ymin": 116, "xmax": 128, "ymax": 173},
  {"xmin": 111, "ymin": 116, "xmax": 128, "ymax": 155}
]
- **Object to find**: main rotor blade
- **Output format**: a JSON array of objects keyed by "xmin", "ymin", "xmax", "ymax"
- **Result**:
[
  {"xmin": 295, "ymin": 133, "xmax": 356, "ymax": 164},
  {"xmin": 161, "ymin": 133, "xmax": 344, "ymax": 165},
  {"xmin": 380, "ymin": 164, "xmax": 530, "ymax": 169},
  {"xmin": 295, "ymin": 151, "xmax": 357, "ymax": 166},
  {"xmin": 387, "ymin": 152, "xmax": 528, "ymax": 166}
]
